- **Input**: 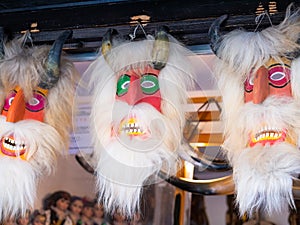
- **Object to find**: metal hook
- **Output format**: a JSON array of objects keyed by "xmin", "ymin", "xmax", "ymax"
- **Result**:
[
  {"xmin": 129, "ymin": 21, "xmax": 147, "ymax": 40},
  {"xmin": 22, "ymin": 30, "xmax": 33, "ymax": 47},
  {"xmin": 254, "ymin": 10, "xmax": 273, "ymax": 32}
]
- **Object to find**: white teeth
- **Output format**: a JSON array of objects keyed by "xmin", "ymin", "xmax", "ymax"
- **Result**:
[
  {"xmin": 122, "ymin": 121, "xmax": 145, "ymax": 134},
  {"xmin": 2, "ymin": 137, "xmax": 26, "ymax": 151}
]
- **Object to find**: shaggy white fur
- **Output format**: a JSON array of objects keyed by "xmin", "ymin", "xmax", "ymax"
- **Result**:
[
  {"xmin": 0, "ymin": 33, "xmax": 79, "ymax": 220},
  {"xmin": 214, "ymin": 5, "xmax": 300, "ymax": 217},
  {"xmin": 87, "ymin": 35, "xmax": 195, "ymax": 216}
]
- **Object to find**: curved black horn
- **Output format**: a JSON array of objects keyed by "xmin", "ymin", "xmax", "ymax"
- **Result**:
[
  {"xmin": 190, "ymin": 155, "xmax": 231, "ymax": 171},
  {"xmin": 292, "ymin": 178, "xmax": 300, "ymax": 199},
  {"xmin": 75, "ymin": 154, "xmax": 95, "ymax": 174},
  {"xmin": 101, "ymin": 28, "xmax": 119, "ymax": 60},
  {"xmin": 0, "ymin": 27, "xmax": 4, "ymax": 59},
  {"xmin": 39, "ymin": 30, "xmax": 72, "ymax": 89},
  {"xmin": 160, "ymin": 171, "xmax": 235, "ymax": 195},
  {"xmin": 152, "ymin": 26, "xmax": 170, "ymax": 70},
  {"xmin": 208, "ymin": 15, "xmax": 228, "ymax": 56},
  {"xmin": 179, "ymin": 145, "xmax": 231, "ymax": 171}
]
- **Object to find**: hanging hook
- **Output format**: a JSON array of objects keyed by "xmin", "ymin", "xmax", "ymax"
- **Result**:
[
  {"xmin": 254, "ymin": 10, "xmax": 273, "ymax": 32},
  {"xmin": 129, "ymin": 21, "xmax": 147, "ymax": 40},
  {"xmin": 22, "ymin": 30, "xmax": 33, "ymax": 47}
]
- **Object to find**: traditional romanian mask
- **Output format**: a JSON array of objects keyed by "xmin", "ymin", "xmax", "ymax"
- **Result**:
[
  {"xmin": 85, "ymin": 27, "xmax": 195, "ymax": 216},
  {"xmin": 210, "ymin": 5, "xmax": 300, "ymax": 217},
  {"xmin": 0, "ymin": 30, "xmax": 79, "ymax": 219}
]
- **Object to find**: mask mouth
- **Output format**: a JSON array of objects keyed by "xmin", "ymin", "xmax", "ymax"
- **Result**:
[
  {"xmin": 249, "ymin": 128, "xmax": 287, "ymax": 147},
  {"xmin": 119, "ymin": 117, "xmax": 148, "ymax": 137},
  {"xmin": 0, "ymin": 136, "xmax": 27, "ymax": 159}
]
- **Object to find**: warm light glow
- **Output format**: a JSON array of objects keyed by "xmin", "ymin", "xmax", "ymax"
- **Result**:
[
  {"xmin": 130, "ymin": 14, "xmax": 151, "ymax": 25},
  {"xmin": 255, "ymin": 2, "xmax": 265, "ymax": 16},
  {"xmin": 190, "ymin": 142, "xmax": 208, "ymax": 148},
  {"xmin": 184, "ymin": 161, "xmax": 194, "ymax": 179},
  {"xmin": 268, "ymin": 1, "xmax": 278, "ymax": 15}
]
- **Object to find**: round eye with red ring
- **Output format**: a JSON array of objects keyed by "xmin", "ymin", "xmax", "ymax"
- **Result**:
[
  {"xmin": 268, "ymin": 65, "xmax": 291, "ymax": 88},
  {"xmin": 244, "ymin": 74, "xmax": 254, "ymax": 93},
  {"xmin": 25, "ymin": 91, "xmax": 46, "ymax": 112}
]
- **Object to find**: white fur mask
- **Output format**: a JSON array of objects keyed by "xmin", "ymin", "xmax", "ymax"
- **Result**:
[
  {"xmin": 214, "ymin": 6, "xmax": 300, "ymax": 217},
  {"xmin": 86, "ymin": 36, "xmax": 196, "ymax": 216}
]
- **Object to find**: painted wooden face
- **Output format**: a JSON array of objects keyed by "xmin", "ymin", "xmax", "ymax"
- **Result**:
[
  {"xmin": 0, "ymin": 86, "xmax": 48, "ymax": 160},
  {"xmin": 244, "ymin": 57, "xmax": 292, "ymax": 147},
  {"xmin": 115, "ymin": 65, "xmax": 161, "ymax": 138}
]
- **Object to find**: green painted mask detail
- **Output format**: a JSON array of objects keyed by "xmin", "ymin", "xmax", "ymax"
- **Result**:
[
  {"xmin": 140, "ymin": 74, "xmax": 159, "ymax": 94},
  {"xmin": 116, "ymin": 74, "xmax": 130, "ymax": 96}
]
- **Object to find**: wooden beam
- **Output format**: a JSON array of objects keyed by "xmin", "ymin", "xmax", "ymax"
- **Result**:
[
  {"xmin": 187, "ymin": 133, "xmax": 224, "ymax": 144},
  {"xmin": 188, "ymin": 96, "xmax": 222, "ymax": 104},
  {"xmin": 187, "ymin": 110, "xmax": 220, "ymax": 122},
  {"xmin": 0, "ymin": 0, "xmax": 293, "ymax": 54}
]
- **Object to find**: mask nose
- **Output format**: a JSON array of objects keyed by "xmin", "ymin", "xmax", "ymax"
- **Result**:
[
  {"xmin": 126, "ymin": 78, "xmax": 143, "ymax": 106},
  {"xmin": 252, "ymin": 66, "xmax": 269, "ymax": 104},
  {"xmin": 3, "ymin": 89, "xmax": 25, "ymax": 123}
]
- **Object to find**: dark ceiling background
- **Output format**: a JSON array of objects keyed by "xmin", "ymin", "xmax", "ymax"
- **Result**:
[{"xmin": 0, "ymin": 0, "xmax": 299, "ymax": 55}]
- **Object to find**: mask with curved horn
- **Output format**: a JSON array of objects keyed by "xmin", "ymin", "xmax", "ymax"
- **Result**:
[
  {"xmin": 208, "ymin": 14, "xmax": 228, "ymax": 56},
  {"xmin": 39, "ymin": 30, "xmax": 72, "ymax": 89},
  {"xmin": 212, "ymin": 3, "xmax": 300, "ymax": 217},
  {"xmin": 87, "ymin": 26, "xmax": 199, "ymax": 217},
  {"xmin": 0, "ymin": 29, "xmax": 78, "ymax": 220}
]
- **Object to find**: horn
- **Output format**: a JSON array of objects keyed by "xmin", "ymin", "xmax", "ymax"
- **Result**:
[
  {"xmin": 0, "ymin": 27, "xmax": 4, "ymax": 59},
  {"xmin": 75, "ymin": 154, "xmax": 95, "ymax": 174},
  {"xmin": 292, "ymin": 178, "xmax": 300, "ymax": 199},
  {"xmin": 178, "ymin": 145, "xmax": 231, "ymax": 171},
  {"xmin": 159, "ymin": 170, "xmax": 235, "ymax": 195},
  {"xmin": 39, "ymin": 30, "xmax": 72, "ymax": 89},
  {"xmin": 101, "ymin": 28, "xmax": 120, "ymax": 62},
  {"xmin": 208, "ymin": 14, "xmax": 228, "ymax": 56},
  {"xmin": 152, "ymin": 26, "xmax": 170, "ymax": 70}
]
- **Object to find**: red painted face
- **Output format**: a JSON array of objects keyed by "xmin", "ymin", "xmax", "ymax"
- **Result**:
[
  {"xmin": 244, "ymin": 57, "xmax": 292, "ymax": 103},
  {"xmin": 115, "ymin": 66, "xmax": 161, "ymax": 112},
  {"xmin": 244, "ymin": 57, "xmax": 292, "ymax": 147},
  {"xmin": 0, "ymin": 86, "xmax": 48, "ymax": 160}
]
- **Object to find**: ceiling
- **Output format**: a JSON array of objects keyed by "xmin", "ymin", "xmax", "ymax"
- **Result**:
[{"xmin": 0, "ymin": 0, "xmax": 298, "ymax": 55}]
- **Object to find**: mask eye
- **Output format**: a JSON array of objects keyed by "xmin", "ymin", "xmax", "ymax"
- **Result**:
[
  {"xmin": 244, "ymin": 74, "xmax": 254, "ymax": 92},
  {"xmin": 268, "ymin": 65, "xmax": 290, "ymax": 87},
  {"xmin": 116, "ymin": 74, "xmax": 130, "ymax": 96},
  {"xmin": 140, "ymin": 74, "xmax": 159, "ymax": 94},
  {"xmin": 3, "ymin": 90, "xmax": 17, "ymax": 111},
  {"xmin": 25, "ymin": 91, "xmax": 46, "ymax": 112}
]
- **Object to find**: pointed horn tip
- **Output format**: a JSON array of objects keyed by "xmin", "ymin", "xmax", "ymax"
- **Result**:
[
  {"xmin": 209, "ymin": 14, "xmax": 228, "ymax": 33},
  {"xmin": 61, "ymin": 30, "xmax": 73, "ymax": 40},
  {"xmin": 103, "ymin": 28, "xmax": 119, "ymax": 40},
  {"xmin": 157, "ymin": 26, "xmax": 170, "ymax": 33}
]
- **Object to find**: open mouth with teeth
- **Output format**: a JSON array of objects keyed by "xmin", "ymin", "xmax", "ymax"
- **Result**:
[
  {"xmin": 249, "ymin": 128, "xmax": 287, "ymax": 147},
  {"xmin": 119, "ymin": 117, "xmax": 148, "ymax": 138},
  {"xmin": 0, "ymin": 136, "xmax": 27, "ymax": 159}
]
